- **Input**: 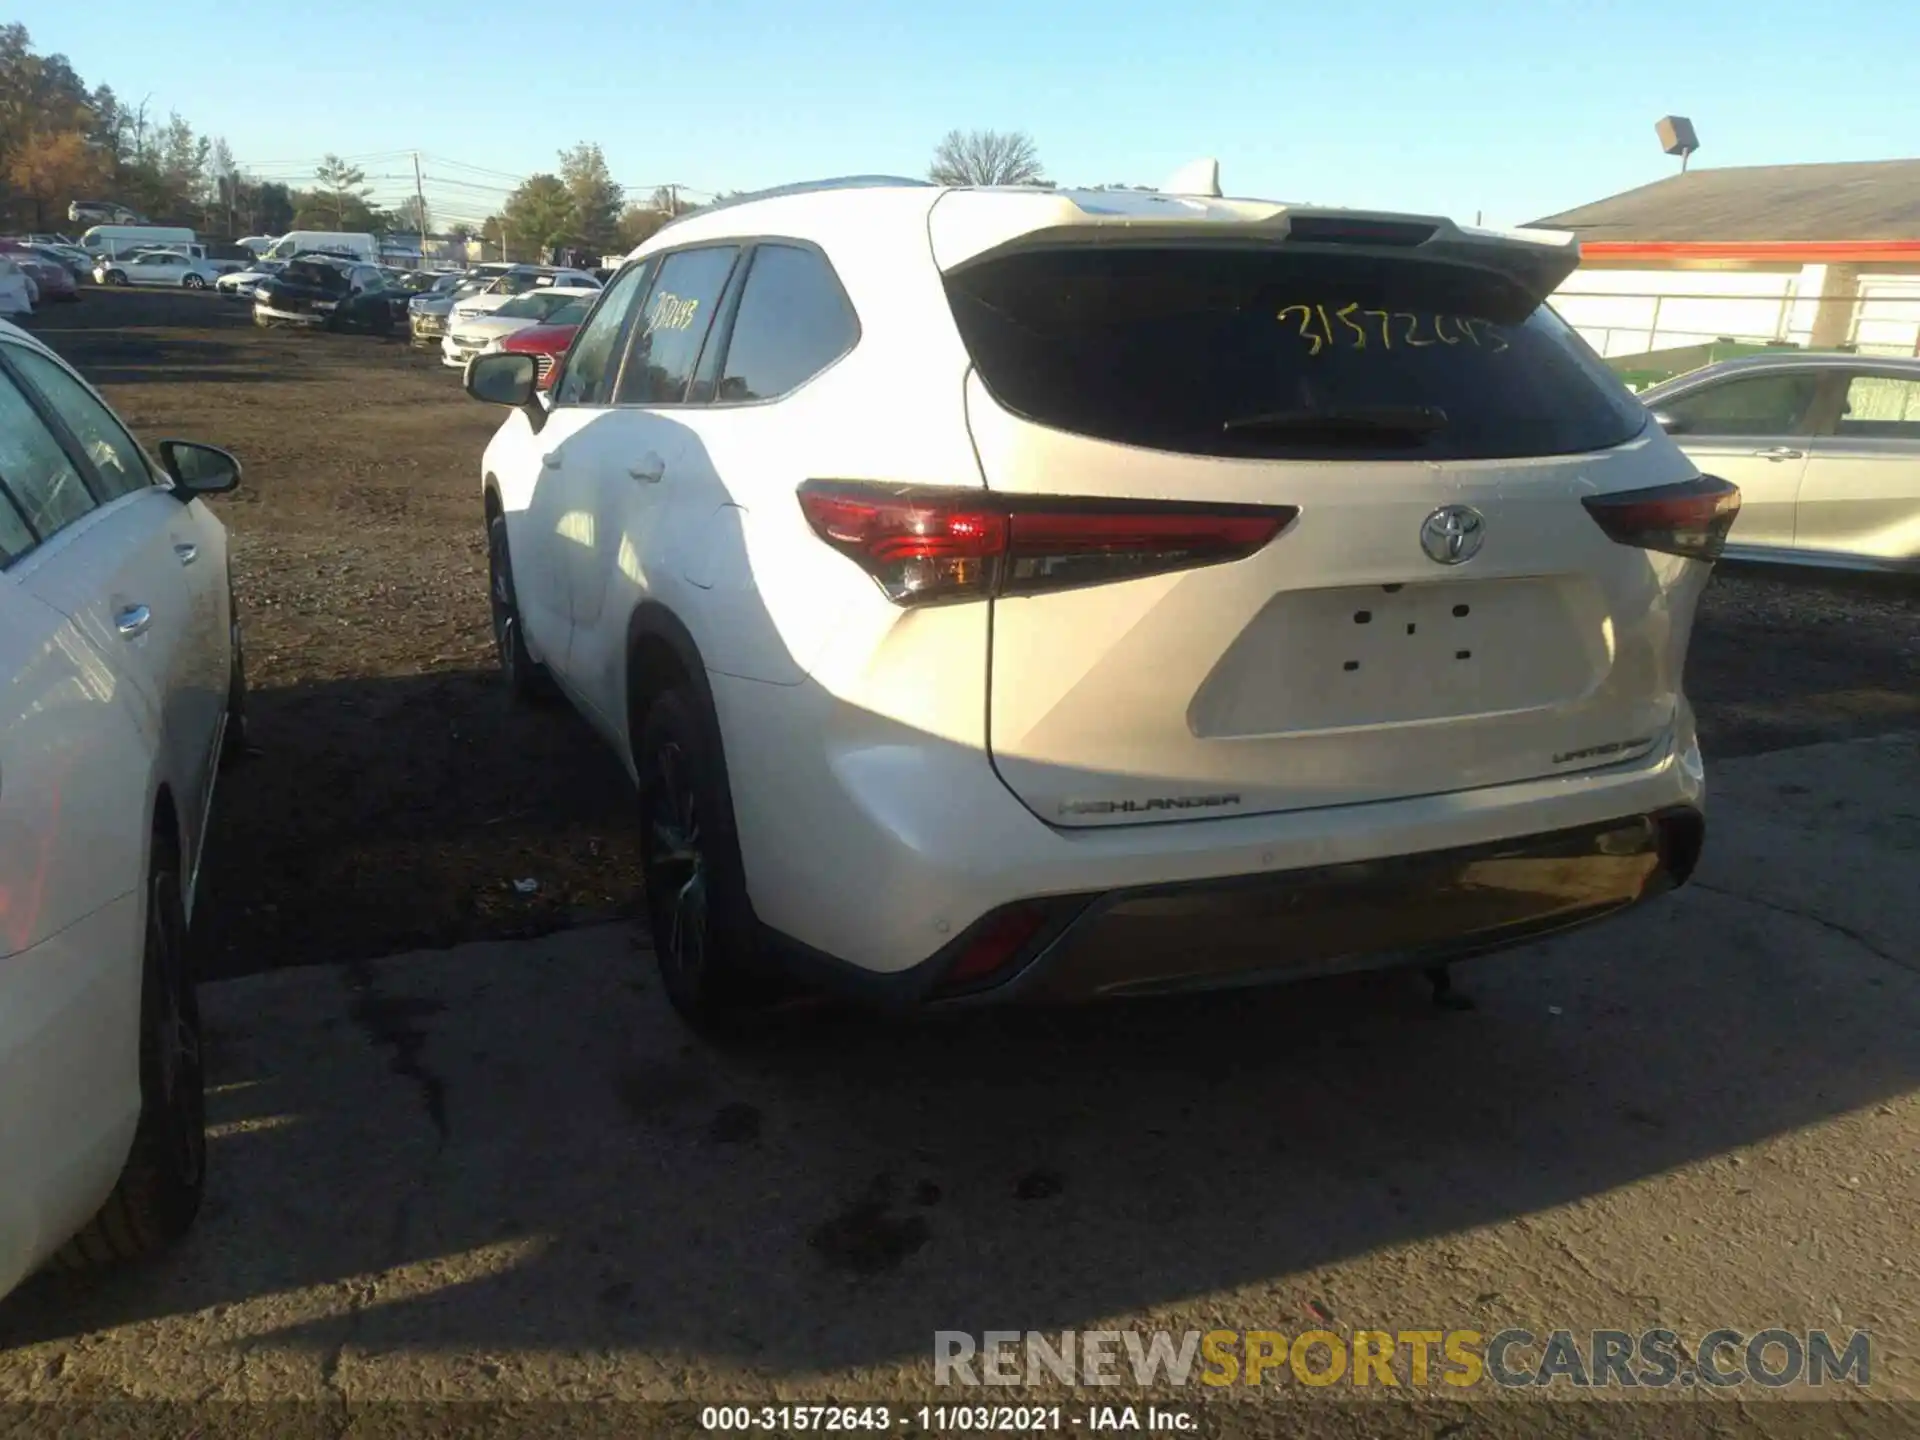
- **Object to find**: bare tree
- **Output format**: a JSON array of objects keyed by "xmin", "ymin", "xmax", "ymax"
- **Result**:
[{"xmin": 928, "ymin": 128, "xmax": 1044, "ymax": 187}]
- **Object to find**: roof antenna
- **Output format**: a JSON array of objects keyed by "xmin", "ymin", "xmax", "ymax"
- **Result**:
[{"xmin": 1162, "ymin": 158, "xmax": 1222, "ymax": 198}]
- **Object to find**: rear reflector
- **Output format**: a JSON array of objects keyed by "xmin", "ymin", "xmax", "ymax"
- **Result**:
[
  {"xmin": 934, "ymin": 902, "xmax": 1054, "ymax": 994},
  {"xmin": 797, "ymin": 481, "xmax": 1296, "ymax": 606},
  {"xmin": 1581, "ymin": 475, "xmax": 1741, "ymax": 562}
]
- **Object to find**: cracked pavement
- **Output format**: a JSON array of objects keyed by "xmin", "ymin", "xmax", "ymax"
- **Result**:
[{"xmin": 0, "ymin": 734, "xmax": 1916, "ymax": 1427}]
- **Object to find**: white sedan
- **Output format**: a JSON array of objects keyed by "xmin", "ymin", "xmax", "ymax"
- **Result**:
[
  {"xmin": 0, "ymin": 258, "xmax": 31, "ymax": 317},
  {"xmin": 215, "ymin": 260, "xmax": 285, "ymax": 299},
  {"xmin": 441, "ymin": 287, "xmax": 599, "ymax": 369},
  {"xmin": 96, "ymin": 250, "xmax": 224, "ymax": 290},
  {"xmin": 0, "ymin": 318, "xmax": 243, "ymax": 1299}
]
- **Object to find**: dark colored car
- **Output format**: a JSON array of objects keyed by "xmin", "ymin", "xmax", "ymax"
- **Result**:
[
  {"xmin": 254, "ymin": 258, "xmax": 401, "ymax": 334},
  {"xmin": 0, "ymin": 242, "xmax": 79, "ymax": 301}
]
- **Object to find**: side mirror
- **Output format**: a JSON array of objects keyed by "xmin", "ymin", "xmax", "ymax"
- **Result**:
[
  {"xmin": 466, "ymin": 351, "xmax": 539, "ymax": 408},
  {"xmin": 159, "ymin": 440, "xmax": 241, "ymax": 496},
  {"xmin": 1649, "ymin": 409, "xmax": 1685, "ymax": 435}
]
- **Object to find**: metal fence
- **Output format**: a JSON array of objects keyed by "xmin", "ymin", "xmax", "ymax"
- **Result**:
[{"xmin": 1552, "ymin": 290, "xmax": 1920, "ymax": 362}]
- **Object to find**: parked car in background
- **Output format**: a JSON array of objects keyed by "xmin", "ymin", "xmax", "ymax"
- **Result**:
[
  {"xmin": 27, "ymin": 243, "xmax": 94, "ymax": 282},
  {"xmin": 253, "ymin": 257, "xmax": 391, "ymax": 331},
  {"xmin": 95, "ymin": 250, "xmax": 223, "ymax": 290},
  {"xmin": 464, "ymin": 176, "xmax": 1731, "ymax": 1031},
  {"xmin": 0, "ymin": 316, "xmax": 245, "ymax": 1301},
  {"xmin": 0, "ymin": 243, "xmax": 77, "ymax": 302},
  {"xmin": 68, "ymin": 200, "xmax": 145, "ymax": 225},
  {"xmin": 409, "ymin": 266, "xmax": 514, "ymax": 349},
  {"xmin": 260, "ymin": 231, "xmax": 378, "ymax": 264},
  {"xmin": 448, "ymin": 266, "xmax": 600, "ymax": 324},
  {"xmin": 1641, "ymin": 351, "xmax": 1920, "ymax": 574},
  {"xmin": 496, "ymin": 309, "xmax": 587, "ymax": 389},
  {"xmin": 0, "ymin": 259, "xmax": 31, "ymax": 317},
  {"xmin": 215, "ymin": 259, "xmax": 286, "ymax": 299},
  {"xmin": 79, "ymin": 225, "xmax": 198, "ymax": 263},
  {"xmin": 441, "ymin": 288, "xmax": 598, "ymax": 369}
]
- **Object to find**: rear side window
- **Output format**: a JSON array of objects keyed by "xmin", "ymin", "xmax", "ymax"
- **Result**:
[
  {"xmin": 715, "ymin": 244, "xmax": 858, "ymax": 403},
  {"xmin": 1660, "ymin": 372, "xmax": 1821, "ymax": 437},
  {"xmin": 1838, "ymin": 374, "xmax": 1920, "ymax": 439},
  {"xmin": 945, "ymin": 247, "xmax": 1649, "ymax": 461},
  {"xmin": 616, "ymin": 246, "xmax": 740, "ymax": 405}
]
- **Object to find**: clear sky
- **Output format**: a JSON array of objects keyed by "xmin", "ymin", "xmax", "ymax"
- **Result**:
[{"xmin": 15, "ymin": 0, "xmax": 1918, "ymax": 230}]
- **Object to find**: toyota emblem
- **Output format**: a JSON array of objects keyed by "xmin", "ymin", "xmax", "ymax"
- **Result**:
[{"xmin": 1419, "ymin": 505, "xmax": 1485, "ymax": 565}]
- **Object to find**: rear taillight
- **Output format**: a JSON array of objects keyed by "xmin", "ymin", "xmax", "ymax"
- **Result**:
[
  {"xmin": 1581, "ymin": 475, "xmax": 1741, "ymax": 563},
  {"xmin": 796, "ymin": 481, "xmax": 1296, "ymax": 606}
]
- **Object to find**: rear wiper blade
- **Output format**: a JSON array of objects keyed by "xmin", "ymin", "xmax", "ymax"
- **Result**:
[{"xmin": 1222, "ymin": 405, "xmax": 1449, "ymax": 435}]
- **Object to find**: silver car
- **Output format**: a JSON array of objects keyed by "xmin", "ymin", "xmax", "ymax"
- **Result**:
[{"xmin": 1641, "ymin": 352, "xmax": 1920, "ymax": 574}]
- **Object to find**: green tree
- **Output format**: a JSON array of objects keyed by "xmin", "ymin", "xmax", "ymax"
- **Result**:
[
  {"xmin": 395, "ymin": 194, "xmax": 431, "ymax": 236},
  {"xmin": 615, "ymin": 202, "xmax": 667, "ymax": 251},
  {"xmin": 253, "ymin": 180, "xmax": 294, "ymax": 234},
  {"xmin": 313, "ymin": 153, "xmax": 371, "ymax": 228},
  {"xmin": 500, "ymin": 173, "xmax": 575, "ymax": 259},
  {"xmin": 558, "ymin": 141, "xmax": 622, "ymax": 253},
  {"xmin": 928, "ymin": 128, "xmax": 1044, "ymax": 187}
]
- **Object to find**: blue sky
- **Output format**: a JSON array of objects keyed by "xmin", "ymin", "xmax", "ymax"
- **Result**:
[{"xmin": 16, "ymin": 0, "xmax": 1918, "ymax": 229}]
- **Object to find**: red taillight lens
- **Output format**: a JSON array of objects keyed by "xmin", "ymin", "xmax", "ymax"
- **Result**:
[
  {"xmin": 797, "ymin": 481, "xmax": 1295, "ymax": 606},
  {"xmin": 1582, "ymin": 475, "xmax": 1741, "ymax": 562}
]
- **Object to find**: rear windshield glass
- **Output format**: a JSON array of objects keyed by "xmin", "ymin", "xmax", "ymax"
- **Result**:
[
  {"xmin": 946, "ymin": 246, "xmax": 1648, "ymax": 461},
  {"xmin": 283, "ymin": 261, "xmax": 347, "ymax": 290}
]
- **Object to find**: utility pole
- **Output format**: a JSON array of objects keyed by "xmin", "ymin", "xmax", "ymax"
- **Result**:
[{"xmin": 413, "ymin": 151, "xmax": 429, "ymax": 258}]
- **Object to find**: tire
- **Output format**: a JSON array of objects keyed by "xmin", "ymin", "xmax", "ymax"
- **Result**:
[
  {"xmin": 105, "ymin": 270, "xmax": 127, "ymax": 286},
  {"xmin": 220, "ymin": 586, "xmax": 250, "ymax": 767},
  {"xmin": 182, "ymin": 274, "xmax": 207, "ymax": 291},
  {"xmin": 486, "ymin": 512, "xmax": 558, "ymax": 703},
  {"xmin": 637, "ymin": 686, "xmax": 768, "ymax": 1031},
  {"xmin": 55, "ymin": 835, "xmax": 206, "ymax": 1267}
]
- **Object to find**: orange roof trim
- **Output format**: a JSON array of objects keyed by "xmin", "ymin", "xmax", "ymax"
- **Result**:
[{"xmin": 1581, "ymin": 240, "xmax": 1920, "ymax": 263}]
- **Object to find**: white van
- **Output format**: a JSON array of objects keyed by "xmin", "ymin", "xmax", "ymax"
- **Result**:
[
  {"xmin": 262, "ymin": 231, "xmax": 377, "ymax": 263},
  {"xmin": 80, "ymin": 225, "xmax": 198, "ymax": 260}
]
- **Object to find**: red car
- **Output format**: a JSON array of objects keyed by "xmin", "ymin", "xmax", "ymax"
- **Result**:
[
  {"xmin": 497, "ymin": 307, "xmax": 588, "ymax": 390},
  {"xmin": 0, "ymin": 241, "xmax": 77, "ymax": 302}
]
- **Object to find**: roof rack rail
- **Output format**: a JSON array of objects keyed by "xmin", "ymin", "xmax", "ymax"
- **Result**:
[{"xmin": 654, "ymin": 175, "xmax": 934, "ymax": 233}]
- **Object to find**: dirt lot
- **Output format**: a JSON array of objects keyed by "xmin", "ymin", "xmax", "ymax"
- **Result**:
[{"xmin": 17, "ymin": 288, "xmax": 1920, "ymax": 980}]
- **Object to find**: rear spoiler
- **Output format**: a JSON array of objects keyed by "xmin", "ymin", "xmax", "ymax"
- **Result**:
[{"xmin": 929, "ymin": 190, "xmax": 1582, "ymax": 309}]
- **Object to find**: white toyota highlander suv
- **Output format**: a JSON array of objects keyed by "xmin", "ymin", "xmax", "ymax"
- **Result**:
[{"xmin": 465, "ymin": 173, "xmax": 1736, "ymax": 1030}]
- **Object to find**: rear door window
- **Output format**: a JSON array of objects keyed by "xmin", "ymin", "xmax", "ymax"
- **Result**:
[
  {"xmin": 551, "ymin": 258, "xmax": 657, "ymax": 407},
  {"xmin": 945, "ymin": 246, "xmax": 1650, "ymax": 461},
  {"xmin": 0, "ymin": 361, "xmax": 98, "ymax": 544},
  {"xmin": 1661, "ymin": 371, "xmax": 1822, "ymax": 438},
  {"xmin": 615, "ymin": 246, "xmax": 740, "ymax": 405},
  {"xmin": 9, "ymin": 347, "xmax": 156, "ymax": 500}
]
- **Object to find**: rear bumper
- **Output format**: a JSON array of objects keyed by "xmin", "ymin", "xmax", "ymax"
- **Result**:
[
  {"xmin": 719, "ymin": 665, "xmax": 1708, "ymax": 965},
  {"xmin": 882, "ymin": 807, "xmax": 1703, "ymax": 1005}
]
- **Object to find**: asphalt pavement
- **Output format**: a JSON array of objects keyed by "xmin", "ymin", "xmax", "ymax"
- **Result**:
[{"xmin": 0, "ymin": 734, "xmax": 1915, "ymax": 1433}]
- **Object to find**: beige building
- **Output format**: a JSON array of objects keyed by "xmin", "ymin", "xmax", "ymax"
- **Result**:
[{"xmin": 1534, "ymin": 158, "xmax": 1920, "ymax": 359}]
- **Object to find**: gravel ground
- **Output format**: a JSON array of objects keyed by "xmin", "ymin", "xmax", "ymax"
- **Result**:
[{"xmin": 16, "ymin": 288, "xmax": 1919, "ymax": 979}]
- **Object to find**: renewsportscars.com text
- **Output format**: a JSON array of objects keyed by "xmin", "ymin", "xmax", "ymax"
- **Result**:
[{"xmin": 934, "ymin": 1327, "xmax": 1871, "ymax": 1390}]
